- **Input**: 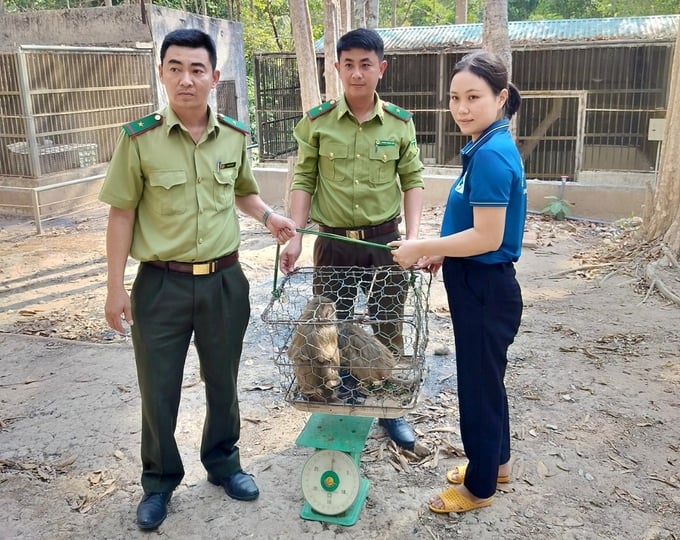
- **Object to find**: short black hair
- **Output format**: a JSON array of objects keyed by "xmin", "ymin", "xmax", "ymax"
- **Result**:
[
  {"xmin": 160, "ymin": 29, "xmax": 217, "ymax": 71},
  {"xmin": 452, "ymin": 50, "xmax": 522, "ymax": 119},
  {"xmin": 336, "ymin": 28, "xmax": 384, "ymax": 61}
]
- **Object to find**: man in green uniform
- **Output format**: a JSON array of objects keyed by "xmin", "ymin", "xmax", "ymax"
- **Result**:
[
  {"xmin": 279, "ymin": 28, "xmax": 425, "ymax": 450},
  {"xmin": 99, "ymin": 29, "xmax": 296, "ymax": 531}
]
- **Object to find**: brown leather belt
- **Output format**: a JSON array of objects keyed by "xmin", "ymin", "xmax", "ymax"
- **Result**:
[
  {"xmin": 319, "ymin": 218, "xmax": 400, "ymax": 240},
  {"xmin": 145, "ymin": 251, "xmax": 239, "ymax": 276}
]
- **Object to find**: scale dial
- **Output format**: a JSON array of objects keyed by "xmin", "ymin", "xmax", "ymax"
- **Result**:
[{"xmin": 301, "ymin": 450, "xmax": 361, "ymax": 516}]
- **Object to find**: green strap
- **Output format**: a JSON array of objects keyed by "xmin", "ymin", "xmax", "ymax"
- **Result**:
[
  {"xmin": 270, "ymin": 227, "xmax": 394, "ymax": 297},
  {"xmin": 297, "ymin": 227, "xmax": 394, "ymax": 250}
]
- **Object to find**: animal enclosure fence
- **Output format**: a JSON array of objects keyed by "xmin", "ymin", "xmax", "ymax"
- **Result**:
[
  {"xmin": 254, "ymin": 17, "xmax": 673, "ymax": 181},
  {"xmin": 0, "ymin": 45, "xmax": 155, "ymax": 179}
]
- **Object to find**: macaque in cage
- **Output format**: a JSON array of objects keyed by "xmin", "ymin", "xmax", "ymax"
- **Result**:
[{"xmin": 287, "ymin": 296, "xmax": 342, "ymax": 402}]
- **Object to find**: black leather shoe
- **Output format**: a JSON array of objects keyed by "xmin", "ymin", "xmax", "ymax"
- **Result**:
[
  {"xmin": 136, "ymin": 492, "xmax": 171, "ymax": 530},
  {"xmin": 379, "ymin": 417, "xmax": 416, "ymax": 450},
  {"xmin": 208, "ymin": 470, "xmax": 259, "ymax": 501}
]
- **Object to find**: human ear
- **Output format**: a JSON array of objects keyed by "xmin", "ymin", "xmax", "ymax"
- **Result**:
[{"xmin": 498, "ymin": 88, "xmax": 509, "ymax": 109}]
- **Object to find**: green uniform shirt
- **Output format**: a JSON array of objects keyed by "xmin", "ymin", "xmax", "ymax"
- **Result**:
[
  {"xmin": 292, "ymin": 94, "xmax": 424, "ymax": 228},
  {"xmin": 99, "ymin": 106, "xmax": 259, "ymax": 262}
]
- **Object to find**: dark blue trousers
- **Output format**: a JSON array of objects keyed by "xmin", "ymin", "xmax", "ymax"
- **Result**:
[
  {"xmin": 443, "ymin": 257, "xmax": 523, "ymax": 499},
  {"xmin": 130, "ymin": 262, "xmax": 250, "ymax": 493}
]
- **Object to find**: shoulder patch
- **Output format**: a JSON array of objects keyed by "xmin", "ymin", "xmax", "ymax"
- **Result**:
[
  {"xmin": 383, "ymin": 102, "xmax": 412, "ymax": 122},
  {"xmin": 122, "ymin": 113, "xmax": 163, "ymax": 137},
  {"xmin": 307, "ymin": 99, "xmax": 337, "ymax": 120},
  {"xmin": 217, "ymin": 114, "xmax": 250, "ymax": 135}
]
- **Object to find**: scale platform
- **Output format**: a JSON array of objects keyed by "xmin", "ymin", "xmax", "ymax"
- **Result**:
[{"xmin": 296, "ymin": 413, "xmax": 374, "ymax": 526}]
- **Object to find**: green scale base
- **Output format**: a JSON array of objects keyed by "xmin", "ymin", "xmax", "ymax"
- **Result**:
[{"xmin": 296, "ymin": 413, "xmax": 375, "ymax": 526}]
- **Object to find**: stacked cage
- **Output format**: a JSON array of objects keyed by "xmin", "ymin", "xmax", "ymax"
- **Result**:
[{"xmin": 262, "ymin": 266, "xmax": 430, "ymax": 418}]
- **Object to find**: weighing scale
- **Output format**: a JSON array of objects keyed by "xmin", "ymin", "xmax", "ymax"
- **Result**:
[{"xmin": 296, "ymin": 413, "xmax": 374, "ymax": 526}]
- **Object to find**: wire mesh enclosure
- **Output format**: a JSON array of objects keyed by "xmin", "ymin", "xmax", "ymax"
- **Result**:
[
  {"xmin": 261, "ymin": 266, "xmax": 431, "ymax": 418},
  {"xmin": 0, "ymin": 45, "xmax": 155, "ymax": 178},
  {"xmin": 254, "ymin": 16, "xmax": 675, "ymax": 180}
]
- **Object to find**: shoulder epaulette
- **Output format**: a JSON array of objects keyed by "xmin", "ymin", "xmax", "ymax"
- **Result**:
[
  {"xmin": 383, "ymin": 102, "xmax": 412, "ymax": 122},
  {"xmin": 307, "ymin": 99, "xmax": 337, "ymax": 120},
  {"xmin": 122, "ymin": 113, "xmax": 163, "ymax": 137},
  {"xmin": 217, "ymin": 114, "xmax": 250, "ymax": 136}
]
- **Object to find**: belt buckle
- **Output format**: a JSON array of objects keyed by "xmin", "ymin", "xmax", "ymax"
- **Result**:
[
  {"xmin": 347, "ymin": 230, "xmax": 362, "ymax": 240},
  {"xmin": 192, "ymin": 262, "xmax": 212, "ymax": 276}
]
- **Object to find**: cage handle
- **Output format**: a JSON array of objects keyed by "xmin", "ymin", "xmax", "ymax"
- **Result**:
[{"xmin": 270, "ymin": 228, "xmax": 395, "ymax": 297}]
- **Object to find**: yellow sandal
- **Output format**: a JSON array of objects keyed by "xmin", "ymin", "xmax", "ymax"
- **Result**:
[
  {"xmin": 428, "ymin": 486, "xmax": 493, "ymax": 514},
  {"xmin": 446, "ymin": 463, "xmax": 510, "ymax": 485}
]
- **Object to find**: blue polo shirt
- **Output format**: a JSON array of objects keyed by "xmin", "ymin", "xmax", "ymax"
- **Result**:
[{"xmin": 440, "ymin": 119, "xmax": 527, "ymax": 264}]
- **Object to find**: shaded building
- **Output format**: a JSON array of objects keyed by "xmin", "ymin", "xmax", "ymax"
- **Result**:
[{"xmin": 254, "ymin": 15, "xmax": 678, "ymax": 184}]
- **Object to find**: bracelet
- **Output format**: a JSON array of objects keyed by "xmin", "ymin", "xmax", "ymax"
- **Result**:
[{"xmin": 262, "ymin": 208, "xmax": 274, "ymax": 226}]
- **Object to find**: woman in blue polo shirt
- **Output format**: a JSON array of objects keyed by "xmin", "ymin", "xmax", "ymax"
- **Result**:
[{"xmin": 390, "ymin": 50, "xmax": 526, "ymax": 513}]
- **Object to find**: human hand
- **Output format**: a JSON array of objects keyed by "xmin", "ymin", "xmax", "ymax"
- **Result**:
[
  {"xmin": 104, "ymin": 287, "xmax": 133, "ymax": 334},
  {"xmin": 266, "ymin": 213, "xmax": 297, "ymax": 245},
  {"xmin": 415, "ymin": 255, "xmax": 444, "ymax": 275},
  {"xmin": 388, "ymin": 239, "xmax": 423, "ymax": 269},
  {"xmin": 279, "ymin": 237, "xmax": 302, "ymax": 274}
]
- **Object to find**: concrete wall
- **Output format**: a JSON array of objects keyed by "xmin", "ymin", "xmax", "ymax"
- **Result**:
[
  {"xmin": 0, "ymin": 167, "xmax": 646, "ymax": 224},
  {"xmin": 255, "ymin": 167, "xmax": 646, "ymax": 221},
  {"xmin": 0, "ymin": 5, "xmax": 249, "ymax": 127},
  {"xmin": 254, "ymin": 167, "xmax": 647, "ymax": 222},
  {"xmin": 0, "ymin": 5, "xmax": 150, "ymax": 48}
]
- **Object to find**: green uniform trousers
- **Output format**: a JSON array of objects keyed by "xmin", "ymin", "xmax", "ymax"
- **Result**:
[{"xmin": 130, "ymin": 261, "xmax": 250, "ymax": 493}]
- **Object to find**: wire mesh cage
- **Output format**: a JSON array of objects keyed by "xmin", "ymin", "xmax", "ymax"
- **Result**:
[{"xmin": 261, "ymin": 266, "xmax": 431, "ymax": 418}]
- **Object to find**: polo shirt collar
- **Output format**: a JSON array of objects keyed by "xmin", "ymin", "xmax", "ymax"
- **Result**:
[{"xmin": 461, "ymin": 119, "xmax": 510, "ymax": 161}]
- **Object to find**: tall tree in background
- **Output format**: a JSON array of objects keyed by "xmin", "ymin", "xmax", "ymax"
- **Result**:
[
  {"xmin": 353, "ymin": 0, "xmax": 365, "ymax": 27},
  {"xmin": 644, "ymin": 31, "xmax": 680, "ymax": 256},
  {"xmin": 456, "ymin": 0, "xmax": 468, "ymax": 23},
  {"xmin": 289, "ymin": 0, "xmax": 321, "ymax": 111},
  {"xmin": 323, "ymin": 0, "xmax": 341, "ymax": 99},
  {"xmin": 353, "ymin": 0, "xmax": 379, "ymax": 28},
  {"xmin": 483, "ymin": 0, "xmax": 512, "ymax": 75},
  {"xmin": 338, "ymin": 0, "xmax": 350, "ymax": 33},
  {"xmin": 365, "ymin": 0, "xmax": 378, "ymax": 27}
]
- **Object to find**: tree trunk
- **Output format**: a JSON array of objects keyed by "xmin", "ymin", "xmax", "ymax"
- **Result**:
[
  {"xmin": 266, "ymin": 0, "xmax": 284, "ymax": 51},
  {"xmin": 644, "ymin": 34, "xmax": 680, "ymax": 255},
  {"xmin": 353, "ymin": 0, "xmax": 366, "ymax": 28},
  {"xmin": 456, "ymin": 0, "xmax": 467, "ymax": 24},
  {"xmin": 323, "ymin": 0, "xmax": 341, "ymax": 100},
  {"xmin": 482, "ymin": 0, "xmax": 512, "ymax": 77},
  {"xmin": 338, "ymin": 0, "xmax": 351, "ymax": 34},
  {"xmin": 365, "ymin": 0, "xmax": 379, "ymax": 28},
  {"xmin": 289, "ymin": 0, "xmax": 322, "ymax": 112}
]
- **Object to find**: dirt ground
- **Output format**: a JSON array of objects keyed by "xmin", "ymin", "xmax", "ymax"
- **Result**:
[{"xmin": 0, "ymin": 204, "xmax": 679, "ymax": 540}]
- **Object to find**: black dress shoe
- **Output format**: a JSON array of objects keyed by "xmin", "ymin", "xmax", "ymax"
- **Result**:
[
  {"xmin": 136, "ymin": 492, "xmax": 172, "ymax": 530},
  {"xmin": 208, "ymin": 470, "xmax": 259, "ymax": 501},
  {"xmin": 379, "ymin": 417, "xmax": 416, "ymax": 450}
]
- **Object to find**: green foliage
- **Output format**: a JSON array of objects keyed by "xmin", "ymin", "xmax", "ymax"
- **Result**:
[
  {"xmin": 531, "ymin": 0, "xmax": 680, "ymax": 19},
  {"xmin": 509, "ymin": 0, "xmax": 540, "ymax": 21},
  {"xmin": 541, "ymin": 195, "xmax": 573, "ymax": 221}
]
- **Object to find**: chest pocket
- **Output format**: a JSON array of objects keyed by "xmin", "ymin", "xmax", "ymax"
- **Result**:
[
  {"xmin": 213, "ymin": 168, "xmax": 236, "ymax": 210},
  {"xmin": 369, "ymin": 145, "xmax": 400, "ymax": 184},
  {"xmin": 319, "ymin": 143, "xmax": 348, "ymax": 182},
  {"xmin": 147, "ymin": 171, "xmax": 187, "ymax": 215}
]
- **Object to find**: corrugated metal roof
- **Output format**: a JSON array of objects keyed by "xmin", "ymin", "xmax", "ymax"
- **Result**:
[{"xmin": 315, "ymin": 15, "xmax": 680, "ymax": 52}]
